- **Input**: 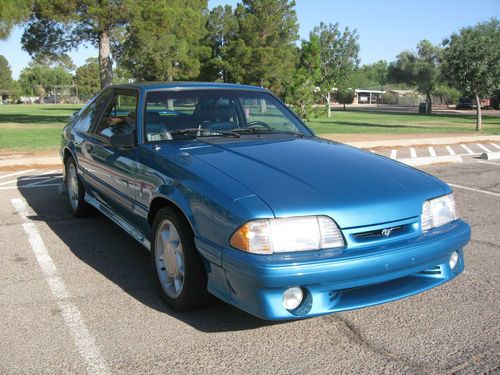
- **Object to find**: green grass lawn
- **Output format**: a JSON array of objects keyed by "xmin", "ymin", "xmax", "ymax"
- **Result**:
[
  {"xmin": 0, "ymin": 104, "xmax": 498, "ymax": 152},
  {"xmin": 307, "ymin": 110, "xmax": 500, "ymax": 135},
  {"xmin": 0, "ymin": 104, "xmax": 82, "ymax": 151}
]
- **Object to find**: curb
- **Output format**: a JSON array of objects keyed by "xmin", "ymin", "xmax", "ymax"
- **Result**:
[
  {"xmin": 480, "ymin": 152, "xmax": 500, "ymax": 160},
  {"xmin": 397, "ymin": 155, "xmax": 463, "ymax": 167},
  {"xmin": 343, "ymin": 135, "xmax": 500, "ymax": 149}
]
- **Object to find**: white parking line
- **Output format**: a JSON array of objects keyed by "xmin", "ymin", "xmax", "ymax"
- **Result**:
[
  {"xmin": 410, "ymin": 147, "xmax": 417, "ymax": 158},
  {"xmin": 18, "ymin": 175, "xmax": 60, "ymax": 181},
  {"xmin": 0, "ymin": 169, "xmax": 35, "ymax": 180},
  {"xmin": 0, "ymin": 178, "xmax": 21, "ymax": 186},
  {"xmin": 390, "ymin": 149, "xmax": 397, "ymax": 159},
  {"xmin": 476, "ymin": 143, "xmax": 492, "ymax": 153},
  {"xmin": 461, "ymin": 144, "xmax": 474, "ymax": 154},
  {"xmin": 0, "ymin": 170, "xmax": 61, "ymax": 187},
  {"xmin": 22, "ymin": 170, "xmax": 61, "ymax": 187},
  {"xmin": 490, "ymin": 143, "xmax": 500, "ymax": 150},
  {"xmin": 448, "ymin": 183, "xmax": 500, "ymax": 197},
  {"xmin": 428, "ymin": 146, "xmax": 436, "ymax": 157},
  {"xmin": 0, "ymin": 183, "xmax": 61, "ymax": 190},
  {"xmin": 446, "ymin": 146, "xmax": 456, "ymax": 156},
  {"xmin": 23, "ymin": 177, "xmax": 62, "ymax": 188},
  {"xmin": 11, "ymin": 198, "xmax": 109, "ymax": 375}
]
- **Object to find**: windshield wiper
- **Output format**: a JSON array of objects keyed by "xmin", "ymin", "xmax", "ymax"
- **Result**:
[
  {"xmin": 234, "ymin": 128, "xmax": 305, "ymax": 138},
  {"xmin": 169, "ymin": 128, "xmax": 240, "ymax": 138}
]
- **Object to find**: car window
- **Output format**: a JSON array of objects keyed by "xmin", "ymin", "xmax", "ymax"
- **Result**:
[
  {"xmin": 144, "ymin": 90, "xmax": 309, "ymax": 142},
  {"xmin": 93, "ymin": 93, "xmax": 137, "ymax": 139},
  {"xmin": 73, "ymin": 92, "xmax": 112, "ymax": 133},
  {"xmin": 239, "ymin": 97, "xmax": 297, "ymax": 132}
]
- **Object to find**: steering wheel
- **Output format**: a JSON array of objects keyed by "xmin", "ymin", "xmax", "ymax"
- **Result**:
[{"xmin": 247, "ymin": 121, "xmax": 272, "ymax": 129}]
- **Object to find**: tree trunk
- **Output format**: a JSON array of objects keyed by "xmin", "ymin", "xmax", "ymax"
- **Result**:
[
  {"xmin": 426, "ymin": 92, "xmax": 432, "ymax": 114},
  {"xmin": 98, "ymin": 30, "xmax": 113, "ymax": 89},
  {"xmin": 475, "ymin": 94, "xmax": 482, "ymax": 131},
  {"xmin": 326, "ymin": 92, "xmax": 331, "ymax": 118},
  {"xmin": 343, "ymin": 102, "xmax": 346, "ymax": 111}
]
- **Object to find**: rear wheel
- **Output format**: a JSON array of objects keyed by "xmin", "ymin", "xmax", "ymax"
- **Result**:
[
  {"xmin": 65, "ymin": 158, "xmax": 93, "ymax": 217},
  {"xmin": 151, "ymin": 207, "xmax": 210, "ymax": 310}
]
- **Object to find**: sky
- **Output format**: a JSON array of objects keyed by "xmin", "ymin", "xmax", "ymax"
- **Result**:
[{"xmin": 1, "ymin": 0, "xmax": 498, "ymax": 79}]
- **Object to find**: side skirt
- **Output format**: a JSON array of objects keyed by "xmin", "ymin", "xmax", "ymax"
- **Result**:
[{"xmin": 84, "ymin": 193, "xmax": 151, "ymax": 251}]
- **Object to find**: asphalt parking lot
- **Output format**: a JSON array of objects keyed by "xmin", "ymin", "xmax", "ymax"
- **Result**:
[{"xmin": 0, "ymin": 157, "xmax": 499, "ymax": 374}]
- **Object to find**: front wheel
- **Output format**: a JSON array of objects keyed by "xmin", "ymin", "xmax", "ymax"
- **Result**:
[{"xmin": 151, "ymin": 207, "xmax": 210, "ymax": 310}]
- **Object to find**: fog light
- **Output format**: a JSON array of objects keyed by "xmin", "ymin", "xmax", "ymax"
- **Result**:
[
  {"xmin": 282, "ymin": 287, "xmax": 303, "ymax": 310},
  {"xmin": 449, "ymin": 251, "xmax": 459, "ymax": 270}
]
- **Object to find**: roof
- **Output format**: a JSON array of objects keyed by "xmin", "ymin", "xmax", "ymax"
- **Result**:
[
  {"xmin": 355, "ymin": 89, "xmax": 385, "ymax": 94},
  {"xmin": 387, "ymin": 89, "xmax": 415, "ymax": 95},
  {"xmin": 111, "ymin": 81, "xmax": 268, "ymax": 92}
]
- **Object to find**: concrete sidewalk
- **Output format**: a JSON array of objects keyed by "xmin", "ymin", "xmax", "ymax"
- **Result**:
[
  {"xmin": 1, "ymin": 134, "xmax": 500, "ymax": 168},
  {"xmin": 332, "ymin": 135, "xmax": 500, "ymax": 148}
]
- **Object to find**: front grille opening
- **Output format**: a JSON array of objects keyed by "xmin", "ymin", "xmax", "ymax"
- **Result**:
[{"xmin": 354, "ymin": 225, "xmax": 404, "ymax": 240}]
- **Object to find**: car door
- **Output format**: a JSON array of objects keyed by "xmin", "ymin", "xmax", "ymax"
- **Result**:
[
  {"xmin": 83, "ymin": 90, "xmax": 139, "ymax": 222},
  {"xmin": 72, "ymin": 90, "xmax": 113, "ymax": 186}
]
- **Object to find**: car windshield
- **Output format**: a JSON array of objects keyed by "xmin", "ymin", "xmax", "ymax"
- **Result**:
[{"xmin": 144, "ymin": 89, "xmax": 312, "ymax": 142}]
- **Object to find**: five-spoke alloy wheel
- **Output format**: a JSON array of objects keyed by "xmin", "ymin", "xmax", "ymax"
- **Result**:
[
  {"xmin": 155, "ymin": 219, "xmax": 185, "ymax": 298},
  {"xmin": 151, "ymin": 207, "xmax": 210, "ymax": 310}
]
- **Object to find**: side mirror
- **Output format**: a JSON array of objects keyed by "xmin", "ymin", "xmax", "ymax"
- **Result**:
[
  {"xmin": 69, "ymin": 111, "xmax": 80, "ymax": 122},
  {"xmin": 110, "ymin": 132, "xmax": 135, "ymax": 148}
]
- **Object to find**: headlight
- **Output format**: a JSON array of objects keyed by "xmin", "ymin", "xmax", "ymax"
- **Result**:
[
  {"xmin": 421, "ymin": 193, "xmax": 458, "ymax": 231},
  {"xmin": 230, "ymin": 216, "xmax": 344, "ymax": 254}
]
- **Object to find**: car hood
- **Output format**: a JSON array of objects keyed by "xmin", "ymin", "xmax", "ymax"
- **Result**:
[{"xmin": 186, "ymin": 137, "xmax": 450, "ymax": 228}]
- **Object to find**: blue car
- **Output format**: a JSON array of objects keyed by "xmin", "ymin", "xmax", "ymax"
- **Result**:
[{"xmin": 60, "ymin": 82, "xmax": 470, "ymax": 320}]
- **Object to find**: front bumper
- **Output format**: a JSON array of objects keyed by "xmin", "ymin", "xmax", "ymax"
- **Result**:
[{"xmin": 199, "ymin": 219, "xmax": 470, "ymax": 320}]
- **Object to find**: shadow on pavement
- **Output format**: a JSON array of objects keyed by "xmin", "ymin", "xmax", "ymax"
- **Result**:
[{"xmin": 19, "ymin": 180, "xmax": 278, "ymax": 333}]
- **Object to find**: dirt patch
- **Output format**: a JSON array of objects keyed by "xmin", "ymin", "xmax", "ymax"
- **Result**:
[
  {"xmin": 0, "ymin": 163, "xmax": 63, "ymax": 172},
  {"xmin": 0, "ymin": 149, "xmax": 59, "ymax": 160}
]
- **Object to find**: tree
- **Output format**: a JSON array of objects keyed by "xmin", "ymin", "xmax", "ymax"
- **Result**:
[
  {"xmin": 21, "ymin": 1, "xmax": 134, "ymax": 89},
  {"xmin": 227, "ymin": 0, "xmax": 299, "ymax": 96},
  {"xmin": 285, "ymin": 69, "xmax": 315, "ymax": 119},
  {"xmin": 310, "ymin": 22, "xmax": 359, "ymax": 117},
  {"xmin": 442, "ymin": 19, "xmax": 500, "ymax": 130},
  {"xmin": 75, "ymin": 58, "xmax": 100, "ymax": 100},
  {"xmin": 118, "ymin": 0, "xmax": 208, "ymax": 81},
  {"xmin": 18, "ymin": 64, "xmax": 72, "ymax": 99},
  {"xmin": 0, "ymin": 0, "xmax": 31, "ymax": 39},
  {"xmin": 349, "ymin": 61, "xmax": 389, "ymax": 89},
  {"xmin": 334, "ymin": 86, "xmax": 355, "ymax": 110},
  {"xmin": 0, "ymin": 55, "xmax": 13, "ymax": 93},
  {"xmin": 8, "ymin": 80, "xmax": 22, "ymax": 101},
  {"xmin": 363, "ymin": 60, "xmax": 389, "ymax": 86},
  {"xmin": 435, "ymin": 85, "xmax": 461, "ymax": 108},
  {"xmin": 285, "ymin": 37, "xmax": 321, "ymax": 119},
  {"xmin": 199, "ymin": 5, "xmax": 239, "ymax": 82},
  {"xmin": 388, "ymin": 40, "xmax": 441, "ymax": 113}
]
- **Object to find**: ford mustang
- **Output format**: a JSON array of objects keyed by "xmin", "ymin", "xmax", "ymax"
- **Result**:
[{"xmin": 60, "ymin": 82, "xmax": 470, "ymax": 320}]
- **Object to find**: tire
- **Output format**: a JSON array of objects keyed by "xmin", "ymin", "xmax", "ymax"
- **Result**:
[
  {"xmin": 151, "ymin": 207, "xmax": 210, "ymax": 310},
  {"xmin": 65, "ymin": 157, "xmax": 93, "ymax": 217}
]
